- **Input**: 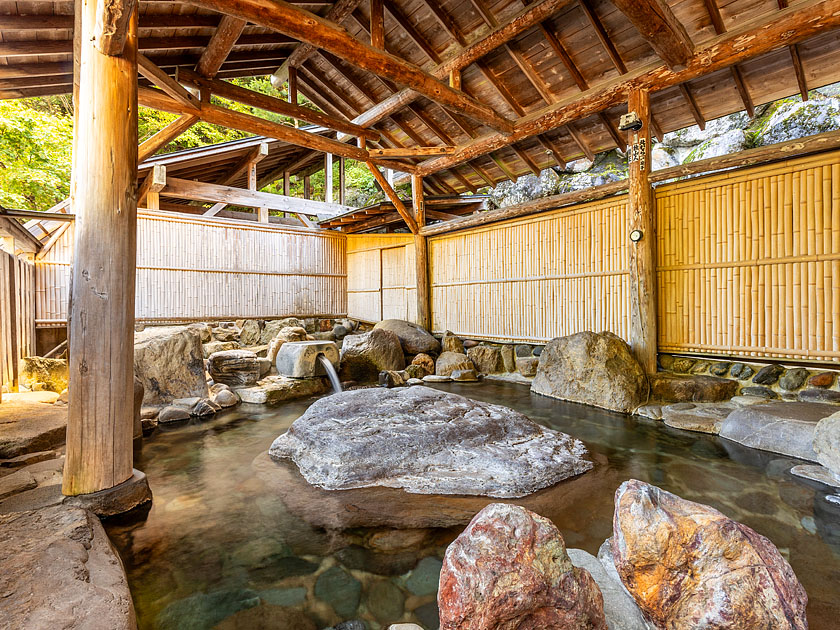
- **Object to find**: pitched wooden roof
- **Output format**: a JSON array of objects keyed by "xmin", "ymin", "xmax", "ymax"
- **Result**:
[{"xmin": 3, "ymin": 0, "xmax": 840, "ymax": 193}]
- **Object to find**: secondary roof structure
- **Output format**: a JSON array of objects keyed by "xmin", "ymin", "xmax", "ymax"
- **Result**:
[{"xmin": 3, "ymin": 0, "xmax": 840, "ymax": 195}]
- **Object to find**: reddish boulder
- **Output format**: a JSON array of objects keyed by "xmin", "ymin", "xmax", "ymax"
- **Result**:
[
  {"xmin": 439, "ymin": 503, "xmax": 606, "ymax": 630},
  {"xmin": 611, "ymin": 480, "xmax": 808, "ymax": 630}
]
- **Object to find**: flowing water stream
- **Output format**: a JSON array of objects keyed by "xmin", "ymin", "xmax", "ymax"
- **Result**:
[
  {"xmin": 105, "ymin": 381, "xmax": 840, "ymax": 629},
  {"xmin": 319, "ymin": 354, "xmax": 342, "ymax": 394}
]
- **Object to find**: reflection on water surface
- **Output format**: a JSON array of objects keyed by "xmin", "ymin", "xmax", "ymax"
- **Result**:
[{"xmin": 106, "ymin": 381, "xmax": 840, "ymax": 629}]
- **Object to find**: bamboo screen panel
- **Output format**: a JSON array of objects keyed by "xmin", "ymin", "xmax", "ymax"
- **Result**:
[
  {"xmin": 656, "ymin": 151, "xmax": 840, "ymax": 361},
  {"xmin": 346, "ymin": 234, "xmax": 416, "ymax": 323},
  {"xmin": 428, "ymin": 196, "xmax": 631, "ymax": 342},
  {"xmin": 35, "ymin": 210, "xmax": 347, "ymax": 325},
  {"xmin": 1, "ymin": 251, "xmax": 35, "ymax": 389}
]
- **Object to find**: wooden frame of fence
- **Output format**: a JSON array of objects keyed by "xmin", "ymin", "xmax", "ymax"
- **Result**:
[{"xmin": 1, "ymin": 251, "xmax": 36, "ymax": 392}]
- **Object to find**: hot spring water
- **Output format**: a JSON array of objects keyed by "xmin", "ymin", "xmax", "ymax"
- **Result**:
[{"xmin": 319, "ymin": 354, "xmax": 342, "ymax": 393}]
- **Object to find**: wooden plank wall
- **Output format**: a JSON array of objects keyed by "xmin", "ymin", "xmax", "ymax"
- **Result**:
[
  {"xmin": 428, "ymin": 196, "xmax": 632, "ymax": 342},
  {"xmin": 656, "ymin": 150, "xmax": 840, "ymax": 362},
  {"xmin": 346, "ymin": 234, "xmax": 416, "ymax": 323},
  {"xmin": 1, "ymin": 250, "xmax": 36, "ymax": 391},
  {"xmin": 35, "ymin": 210, "xmax": 347, "ymax": 326}
]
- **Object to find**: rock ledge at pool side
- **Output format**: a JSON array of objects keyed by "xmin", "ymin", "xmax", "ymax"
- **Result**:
[{"xmin": 269, "ymin": 386, "xmax": 593, "ymax": 498}]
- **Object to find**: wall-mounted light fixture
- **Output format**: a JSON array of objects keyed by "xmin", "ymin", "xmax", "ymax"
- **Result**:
[{"xmin": 630, "ymin": 229, "xmax": 644, "ymax": 242}]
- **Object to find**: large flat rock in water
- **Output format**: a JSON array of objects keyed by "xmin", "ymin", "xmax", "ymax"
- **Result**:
[
  {"xmin": 0, "ymin": 393, "xmax": 67, "ymax": 459},
  {"xmin": 720, "ymin": 401, "xmax": 838, "ymax": 462},
  {"xmin": 0, "ymin": 505, "xmax": 136, "ymax": 629},
  {"xmin": 269, "ymin": 386, "xmax": 593, "ymax": 498}
]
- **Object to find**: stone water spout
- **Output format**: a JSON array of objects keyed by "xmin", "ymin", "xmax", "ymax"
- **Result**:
[{"xmin": 274, "ymin": 341, "xmax": 342, "ymax": 393}]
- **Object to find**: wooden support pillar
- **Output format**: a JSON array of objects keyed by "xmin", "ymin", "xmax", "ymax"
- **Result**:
[
  {"xmin": 411, "ymin": 174, "xmax": 431, "ymax": 330},
  {"xmin": 339, "ymin": 156, "xmax": 346, "ymax": 205},
  {"xmin": 288, "ymin": 66, "xmax": 298, "ymax": 127},
  {"xmin": 247, "ymin": 156, "xmax": 269, "ymax": 222},
  {"xmin": 626, "ymin": 88, "xmax": 657, "ymax": 374},
  {"xmin": 283, "ymin": 171, "xmax": 291, "ymax": 196},
  {"xmin": 63, "ymin": 1, "xmax": 139, "ymax": 496},
  {"xmin": 303, "ymin": 174, "xmax": 311, "ymax": 199},
  {"xmin": 325, "ymin": 153, "xmax": 334, "ymax": 203}
]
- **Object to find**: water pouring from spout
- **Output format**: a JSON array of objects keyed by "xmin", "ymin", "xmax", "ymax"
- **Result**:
[{"xmin": 318, "ymin": 354, "xmax": 342, "ymax": 393}]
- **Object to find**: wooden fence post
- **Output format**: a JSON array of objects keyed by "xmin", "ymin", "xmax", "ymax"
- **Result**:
[
  {"xmin": 627, "ymin": 88, "xmax": 658, "ymax": 373},
  {"xmin": 412, "ymin": 174, "xmax": 431, "ymax": 331},
  {"xmin": 63, "ymin": 1, "xmax": 139, "ymax": 496}
]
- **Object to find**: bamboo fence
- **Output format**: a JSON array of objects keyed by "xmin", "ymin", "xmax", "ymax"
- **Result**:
[
  {"xmin": 1, "ymin": 250, "xmax": 36, "ymax": 390},
  {"xmin": 656, "ymin": 150, "xmax": 840, "ymax": 362},
  {"xmin": 428, "ymin": 196, "xmax": 632, "ymax": 342},
  {"xmin": 35, "ymin": 210, "xmax": 348, "ymax": 326},
  {"xmin": 346, "ymin": 234, "xmax": 416, "ymax": 323}
]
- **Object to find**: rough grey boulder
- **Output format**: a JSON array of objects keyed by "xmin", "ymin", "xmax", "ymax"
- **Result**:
[
  {"xmin": 339, "ymin": 329, "xmax": 405, "ymax": 382},
  {"xmin": 661, "ymin": 402, "xmax": 737, "ymax": 434},
  {"xmin": 239, "ymin": 319, "xmax": 263, "ymax": 346},
  {"xmin": 435, "ymin": 351, "xmax": 474, "ymax": 377},
  {"xmin": 720, "ymin": 402, "xmax": 838, "ymax": 461},
  {"xmin": 374, "ymin": 319, "xmax": 441, "ymax": 355},
  {"xmin": 0, "ymin": 505, "xmax": 136, "ymax": 630},
  {"xmin": 208, "ymin": 350, "xmax": 261, "ymax": 387},
  {"xmin": 266, "ymin": 326, "xmax": 309, "ymax": 363},
  {"xmin": 813, "ymin": 411, "xmax": 840, "ymax": 480},
  {"xmin": 260, "ymin": 318, "xmax": 303, "ymax": 345},
  {"xmin": 134, "ymin": 326, "xmax": 208, "ymax": 405},
  {"xmin": 441, "ymin": 331, "xmax": 465, "ymax": 354},
  {"xmin": 531, "ymin": 332, "xmax": 647, "ymax": 413},
  {"xmin": 269, "ymin": 386, "xmax": 593, "ymax": 498}
]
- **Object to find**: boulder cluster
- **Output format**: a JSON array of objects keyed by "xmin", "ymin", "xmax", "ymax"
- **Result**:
[{"xmin": 437, "ymin": 481, "xmax": 808, "ymax": 630}]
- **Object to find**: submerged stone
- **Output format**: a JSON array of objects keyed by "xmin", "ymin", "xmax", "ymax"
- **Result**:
[
  {"xmin": 405, "ymin": 556, "xmax": 443, "ymax": 596},
  {"xmin": 438, "ymin": 503, "xmax": 606, "ymax": 630},
  {"xmin": 610, "ymin": 480, "xmax": 808, "ymax": 630},
  {"xmin": 315, "ymin": 566, "xmax": 362, "ymax": 618},
  {"xmin": 269, "ymin": 386, "xmax": 592, "ymax": 498}
]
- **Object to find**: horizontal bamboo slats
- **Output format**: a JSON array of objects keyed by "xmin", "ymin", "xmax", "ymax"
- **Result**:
[
  {"xmin": 35, "ymin": 210, "xmax": 347, "ymax": 326},
  {"xmin": 346, "ymin": 234, "xmax": 416, "ymax": 323},
  {"xmin": 1, "ymin": 251, "xmax": 35, "ymax": 391},
  {"xmin": 429, "ymin": 196, "xmax": 631, "ymax": 342},
  {"xmin": 656, "ymin": 150, "xmax": 840, "ymax": 362}
]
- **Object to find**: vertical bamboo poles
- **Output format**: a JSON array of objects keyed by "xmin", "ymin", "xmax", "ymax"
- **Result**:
[
  {"xmin": 63, "ymin": 2, "xmax": 138, "ymax": 495},
  {"xmin": 626, "ymin": 88, "xmax": 657, "ymax": 373}
]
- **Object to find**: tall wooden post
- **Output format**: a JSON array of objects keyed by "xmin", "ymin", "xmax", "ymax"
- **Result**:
[
  {"xmin": 339, "ymin": 157, "xmax": 346, "ymax": 205},
  {"xmin": 288, "ymin": 67, "xmax": 298, "ymax": 128},
  {"xmin": 412, "ymin": 174, "xmax": 431, "ymax": 331},
  {"xmin": 325, "ymin": 153, "xmax": 333, "ymax": 203},
  {"xmin": 303, "ymin": 175, "xmax": 311, "ymax": 199},
  {"xmin": 627, "ymin": 88, "xmax": 657, "ymax": 373},
  {"xmin": 283, "ymin": 171, "xmax": 290, "ymax": 196},
  {"xmin": 63, "ymin": 2, "xmax": 139, "ymax": 496}
]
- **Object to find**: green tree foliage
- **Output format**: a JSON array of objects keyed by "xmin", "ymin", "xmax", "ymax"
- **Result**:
[
  {"xmin": 0, "ymin": 99, "xmax": 73, "ymax": 211},
  {"xmin": 0, "ymin": 76, "xmax": 380, "ymax": 211}
]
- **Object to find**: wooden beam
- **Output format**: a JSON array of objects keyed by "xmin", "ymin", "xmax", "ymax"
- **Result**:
[
  {"xmin": 325, "ymin": 153, "xmax": 334, "ymax": 203},
  {"xmin": 191, "ymin": 0, "xmax": 513, "ymax": 131},
  {"xmin": 370, "ymin": 146, "xmax": 457, "ymax": 157},
  {"xmin": 138, "ymin": 164, "xmax": 167, "ymax": 208},
  {"xmin": 540, "ymin": 23, "xmax": 587, "ymax": 91},
  {"xmin": 679, "ymin": 83, "xmax": 705, "ymax": 130},
  {"xmin": 138, "ymin": 86, "xmax": 370, "ymax": 161},
  {"xmin": 599, "ymin": 112, "xmax": 627, "ymax": 151},
  {"xmin": 271, "ymin": 0, "xmax": 363, "ymax": 85},
  {"xmin": 610, "ymin": 0, "xmax": 693, "ymax": 69},
  {"xmin": 702, "ymin": 0, "xmax": 726, "ymax": 34},
  {"xmin": 626, "ymin": 87, "xmax": 656, "ymax": 373},
  {"xmin": 204, "ymin": 202, "xmax": 228, "ymax": 216},
  {"xmin": 94, "ymin": 0, "xmax": 138, "ymax": 56},
  {"xmin": 566, "ymin": 123, "xmax": 594, "ymax": 161},
  {"xmin": 196, "ymin": 15, "xmax": 247, "ymax": 77},
  {"xmin": 64, "ymin": 3, "xmax": 138, "ymax": 496},
  {"xmin": 288, "ymin": 66, "xmax": 298, "ymax": 105},
  {"xmin": 449, "ymin": 167, "xmax": 479, "ymax": 193},
  {"xmin": 382, "ymin": 0, "xmax": 441, "ymax": 63},
  {"xmin": 218, "ymin": 142, "xmax": 270, "ymax": 186},
  {"xmin": 789, "ymin": 44, "xmax": 809, "ymax": 101},
  {"xmin": 177, "ymin": 67, "xmax": 379, "ymax": 141},
  {"xmin": 137, "ymin": 53, "xmax": 200, "ymax": 109},
  {"xmin": 366, "ymin": 162, "xmax": 419, "ymax": 232},
  {"xmin": 161, "ymin": 177, "xmax": 351, "ymax": 216},
  {"xmin": 339, "ymin": 156, "xmax": 346, "ymax": 205},
  {"xmin": 511, "ymin": 145, "xmax": 542, "ymax": 177},
  {"xmin": 578, "ymin": 0, "xmax": 626, "ymax": 73},
  {"xmin": 730, "ymin": 65, "xmax": 755, "ymax": 118},
  {"xmin": 413, "ymin": 0, "xmax": 840, "ymax": 175},
  {"xmin": 347, "ymin": 0, "xmax": 575, "ymax": 130},
  {"xmin": 370, "ymin": 0, "xmax": 385, "ymax": 48}
]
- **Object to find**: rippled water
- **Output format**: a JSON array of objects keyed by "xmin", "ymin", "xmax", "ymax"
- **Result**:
[{"xmin": 106, "ymin": 381, "xmax": 840, "ymax": 629}]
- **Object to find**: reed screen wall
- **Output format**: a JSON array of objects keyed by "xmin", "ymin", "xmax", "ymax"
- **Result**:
[
  {"xmin": 656, "ymin": 151, "xmax": 840, "ymax": 362},
  {"xmin": 1, "ymin": 250, "xmax": 35, "ymax": 390},
  {"xmin": 428, "ymin": 196, "xmax": 632, "ymax": 342},
  {"xmin": 346, "ymin": 234, "xmax": 416, "ymax": 323},
  {"xmin": 35, "ymin": 210, "xmax": 347, "ymax": 326}
]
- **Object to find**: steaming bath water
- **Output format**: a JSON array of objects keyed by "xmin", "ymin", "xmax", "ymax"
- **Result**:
[{"xmin": 105, "ymin": 382, "xmax": 840, "ymax": 629}]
